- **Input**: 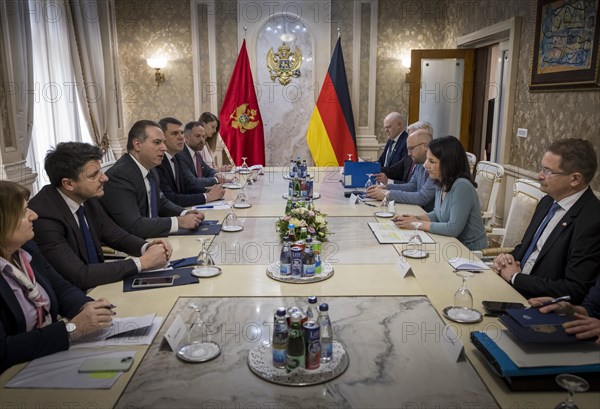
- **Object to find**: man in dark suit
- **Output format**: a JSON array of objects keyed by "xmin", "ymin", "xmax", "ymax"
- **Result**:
[
  {"xmin": 28, "ymin": 142, "xmax": 172, "ymax": 290},
  {"xmin": 493, "ymin": 138, "xmax": 600, "ymax": 303},
  {"xmin": 156, "ymin": 117, "xmax": 224, "ymax": 206},
  {"xmin": 377, "ymin": 112, "xmax": 408, "ymax": 169},
  {"xmin": 177, "ymin": 121, "xmax": 227, "ymax": 186},
  {"xmin": 101, "ymin": 120, "xmax": 205, "ymax": 238}
]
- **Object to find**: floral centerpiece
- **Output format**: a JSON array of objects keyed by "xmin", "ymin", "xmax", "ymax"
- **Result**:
[{"xmin": 276, "ymin": 207, "xmax": 330, "ymax": 242}]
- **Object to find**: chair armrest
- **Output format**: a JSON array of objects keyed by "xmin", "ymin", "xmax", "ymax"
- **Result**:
[{"xmin": 480, "ymin": 247, "xmax": 514, "ymax": 257}]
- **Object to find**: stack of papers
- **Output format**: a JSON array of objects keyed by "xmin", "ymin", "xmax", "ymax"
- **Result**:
[{"xmin": 71, "ymin": 313, "xmax": 163, "ymax": 348}]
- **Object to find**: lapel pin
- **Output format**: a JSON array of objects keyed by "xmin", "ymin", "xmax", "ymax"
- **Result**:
[{"xmin": 562, "ymin": 222, "xmax": 567, "ymax": 226}]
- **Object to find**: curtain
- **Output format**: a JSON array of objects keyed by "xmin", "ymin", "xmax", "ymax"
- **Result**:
[
  {"xmin": 26, "ymin": 0, "xmax": 93, "ymax": 190},
  {"xmin": 68, "ymin": 0, "xmax": 116, "ymax": 162},
  {"xmin": 0, "ymin": 0, "xmax": 34, "ymax": 158}
]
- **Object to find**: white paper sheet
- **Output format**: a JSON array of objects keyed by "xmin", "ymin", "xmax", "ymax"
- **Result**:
[
  {"xmin": 494, "ymin": 330, "xmax": 600, "ymax": 367},
  {"xmin": 71, "ymin": 316, "xmax": 163, "ymax": 349},
  {"xmin": 368, "ymin": 221, "xmax": 435, "ymax": 244},
  {"xmin": 5, "ymin": 350, "xmax": 136, "ymax": 389}
]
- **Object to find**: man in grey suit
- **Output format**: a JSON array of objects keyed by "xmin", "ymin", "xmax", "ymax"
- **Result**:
[
  {"xmin": 101, "ymin": 120, "xmax": 205, "ymax": 238},
  {"xmin": 366, "ymin": 129, "xmax": 436, "ymax": 212},
  {"xmin": 28, "ymin": 142, "xmax": 172, "ymax": 290},
  {"xmin": 177, "ymin": 121, "xmax": 226, "ymax": 186}
]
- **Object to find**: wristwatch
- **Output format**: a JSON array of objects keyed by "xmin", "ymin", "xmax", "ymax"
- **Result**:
[{"xmin": 65, "ymin": 322, "xmax": 77, "ymax": 334}]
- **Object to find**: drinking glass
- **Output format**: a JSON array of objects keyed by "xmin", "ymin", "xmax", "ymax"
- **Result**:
[
  {"xmin": 453, "ymin": 270, "xmax": 474, "ymax": 309},
  {"xmin": 365, "ymin": 173, "xmax": 375, "ymax": 190},
  {"xmin": 347, "ymin": 153, "xmax": 353, "ymax": 162},
  {"xmin": 406, "ymin": 221, "xmax": 423, "ymax": 253},
  {"xmin": 240, "ymin": 157, "xmax": 250, "ymax": 174},
  {"xmin": 235, "ymin": 188, "xmax": 249, "ymax": 206},
  {"xmin": 185, "ymin": 302, "xmax": 206, "ymax": 352},
  {"xmin": 554, "ymin": 374, "xmax": 589, "ymax": 409},
  {"xmin": 223, "ymin": 201, "xmax": 240, "ymax": 229},
  {"xmin": 196, "ymin": 239, "xmax": 215, "ymax": 267}
]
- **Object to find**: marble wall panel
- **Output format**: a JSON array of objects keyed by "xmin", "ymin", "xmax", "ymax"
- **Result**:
[{"xmin": 115, "ymin": 0, "xmax": 195, "ymax": 130}]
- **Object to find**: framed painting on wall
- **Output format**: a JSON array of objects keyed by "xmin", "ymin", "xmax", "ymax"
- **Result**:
[{"xmin": 530, "ymin": 0, "xmax": 600, "ymax": 91}]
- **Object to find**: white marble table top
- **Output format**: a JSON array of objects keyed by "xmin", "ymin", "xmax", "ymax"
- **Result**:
[{"xmin": 117, "ymin": 296, "xmax": 495, "ymax": 408}]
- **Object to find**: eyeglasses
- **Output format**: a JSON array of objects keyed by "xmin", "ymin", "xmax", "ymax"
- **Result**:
[
  {"xmin": 539, "ymin": 167, "xmax": 569, "ymax": 177},
  {"xmin": 407, "ymin": 143, "xmax": 427, "ymax": 152}
]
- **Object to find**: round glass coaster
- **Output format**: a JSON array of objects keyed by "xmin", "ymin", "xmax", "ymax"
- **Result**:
[
  {"xmin": 222, "ymin": 183, "xmax": 242, "ymax": 189},
  {"xmin": 442, "ymin": 306, "xmax": 483, "ymax": 324},
  {"xmin": 233, "ymin": 202, "xmax": 252, "ymax": 209},
  {"xmin": 191, "ymin": 266, "xmax": 222, "ymax": 278},
  {"xmin": 221, "ymin": 225, "xmax": 243, "ymax": 232},
  {"xmin": 374, "ymin": 211, "xmax": 394, "ymax": 218},
  {"xmin": 176, "ymin": 341, "xmax": 221, "ymax": 363},
  {"xmin": 401, "ymin": 249, "xmax": 429, "ymax": 259}
]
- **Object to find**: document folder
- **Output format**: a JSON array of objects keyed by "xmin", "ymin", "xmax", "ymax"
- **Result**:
[
  {"xmin": 470, "ymin": 331, "xmax": 600, "ymax": 391},
  {"xmin": 343, "ymin": 161, "xmax": 381, "ymax": 188}
]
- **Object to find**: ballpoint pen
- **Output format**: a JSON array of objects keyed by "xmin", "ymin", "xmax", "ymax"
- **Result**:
[
  {"xmin": 533, "ymin": 295, "xmax": 571, "ymax": 308},
  {"xmin": 363, "ymin": 202, "xmax": 376, "ymax": 207}
]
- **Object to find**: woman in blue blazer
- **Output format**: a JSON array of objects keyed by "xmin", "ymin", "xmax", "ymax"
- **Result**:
[
  {"xmin": 394, "ymin": 136, "xmax": 487, "ymax": 252},
  {"xmin": 0, "ymin": 181, "xmax": 115, "ymax": 373}
]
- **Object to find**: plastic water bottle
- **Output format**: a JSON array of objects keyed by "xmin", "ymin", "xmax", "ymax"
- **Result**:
[
  {"xmin": 272, "ymin": 308, "xmax": 288, "ymax": 368},
  {"xmin": 306, "ymin": 296, "xmax": 319, "ymax": 320},
  {"xmin": 289, "ymin": 160, "xmax": 297, "ymax": 178},
  {"xmin": 279, "ymin": 238, "xmax": 291, "ymax": 275},
  {"xmin": 286, "ymin": 312, "xmax": 305, "ymax": 372},
  {"xmin": 318, "ymin": 303, "xmax": 333, "ymax": 363},
  {"xmin": 303, "ymin": 238, "xmax": 315, "ymax": 276}
]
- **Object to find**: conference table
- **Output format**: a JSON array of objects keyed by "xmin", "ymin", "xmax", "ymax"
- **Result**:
[{"xmin": 1, "ymin": 167, "xmax": 598, "ymax": 408}]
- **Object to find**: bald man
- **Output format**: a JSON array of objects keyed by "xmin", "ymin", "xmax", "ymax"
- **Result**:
[{"xmin": 378, "ymin": 112, "xmax": 408, "ymax": 168}]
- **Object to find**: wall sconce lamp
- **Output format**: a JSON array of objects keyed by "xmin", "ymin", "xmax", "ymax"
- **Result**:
[
  {"xmin": 401, "ymin": 55, "xmax": 411, "ymax": 83},
  {"xmin": 147, "ymin": 58, "xmax": 167, "ymax": 86}
]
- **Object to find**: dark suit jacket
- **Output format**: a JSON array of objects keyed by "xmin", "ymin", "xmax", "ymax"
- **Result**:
[
  {"xmin": 156, "ymin": 155, "xmax": 209, "ymax": 207},
  {"xmin": 511, "ymin": 188, "xmax": 600, "ymax": 303},
  {"xmin": 101, "ymin": 153, "xmax": 184, "ymax": 238},
  {"xmin": 378, "ymin": 131, "xmax": 408, "ymax": 168},
  {"xmin": 382, "ymin": 155, "xmax": 413, "ymax": 183},
  {"xmin": 176, "ymin": 146, "xmax": 218, "ymax": 188},
  {"xmin": 1, "ymin": 241, "xmax": 92, "ymax": 373},
  {"xmin": 29, "ymin": 185, "xmax": 147, "ymax": 290}
]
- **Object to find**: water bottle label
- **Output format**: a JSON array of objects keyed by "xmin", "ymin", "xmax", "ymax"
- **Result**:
[
  {"xmin": 280, "ymin": 263, "xmax": 291, "ymax": 275},
  {"xmin": 272, "ymin": 347, "xmax": 287, "ymax": 367},
  {"xmin": 322, "ymin": 342, "xmax": 333, "ymax": 358},
  {"xmin": 303, "ymin": 264, "xmax": 316, "ymax": 276}
]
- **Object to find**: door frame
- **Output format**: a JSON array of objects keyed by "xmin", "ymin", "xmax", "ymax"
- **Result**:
[{"xmin": 456, "ymin": 17, "xmax": 522, "ymax": 165}]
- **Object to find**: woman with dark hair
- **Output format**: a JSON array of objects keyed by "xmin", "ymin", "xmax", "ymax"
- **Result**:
[
  {"xmin": 198, "ymin": 111, "xmax": 231, "ymax": 171},
  {"xmin": 0, "ymin": 181, "xmax": 114, "ymax": 373},
  {"xmin": 394, "ymin": 136, "xmax": 487, "ymax": 251}
]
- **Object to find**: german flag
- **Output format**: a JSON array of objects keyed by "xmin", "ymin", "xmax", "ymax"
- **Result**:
[{"xmin": 306, "ymin": 38, "xmax": 357, "ymax": 166}]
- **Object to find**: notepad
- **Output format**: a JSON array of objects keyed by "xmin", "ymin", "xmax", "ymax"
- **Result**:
[{"xmin": 448, "ymin": 257, "xmax": 488, "ymax": 271}]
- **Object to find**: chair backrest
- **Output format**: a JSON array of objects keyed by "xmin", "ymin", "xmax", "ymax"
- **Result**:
[
  {"xmin": 466, "ymin": 152, "xmax": 477, "ymax": 175},
  {"xmin": 501, "ymin": 179, "xmax": 545, "ymax": 248},
  {"xmin": 474, "ymin": 161, "xmax": 505, "ymax": 222}
]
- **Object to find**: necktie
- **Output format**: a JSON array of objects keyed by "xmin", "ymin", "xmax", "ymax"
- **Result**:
[
  {"xmin": 385, "ymin": 141, "xmax": 396, "ymax": 167},
  {"xmin": 520, "ymin": 202, "xmax": 562, "ymax": 266},
  {"xmin": 171, "ymin": 157, "xmax": 181, "ymax": 193},
  {"xmin": 407, "ymin": 162, "xmax": 417, "ymax": 181},
  {"xmin": 76, "ymin": 206, "xmax": 99, "ymax": 264},
  {"xmin": 147, "ymin": 174, "xmax": 159, "ymax": 217},
  {"xmin": 195, "ymin": 152, "xmax": 203, "ymax": 177}
]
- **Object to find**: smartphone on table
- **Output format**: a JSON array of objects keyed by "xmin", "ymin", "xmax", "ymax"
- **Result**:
[
  {"xmin": 78, "ymin": 356, "xmax": 134, "ymax": 373},
  {"xmin": 131, "ymin": 276, "xmax": 175, "ymax": 288},
  {"xmin": 482, "ymin": 301, "xmax": 525, "ymax": 315}
]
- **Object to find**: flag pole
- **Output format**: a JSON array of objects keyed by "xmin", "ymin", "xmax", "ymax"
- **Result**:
[{"xmin": 337, "ymin": 27, "xmax": 341, "ymax": 38}]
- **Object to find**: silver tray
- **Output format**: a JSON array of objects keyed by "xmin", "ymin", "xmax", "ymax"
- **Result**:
[
  {"xmin": 266, "ymin": 261, "xmax": 334, "ymax": 284},
  {"xmin": 282, "ymin": 192, "xmax": 321, "ymax": 200},
  {"xmin": 442, "ymin": 306, "xmax": 483, "ymax": 324},
  {"xmin": 247, "ymin": 340, "xmax": 348, "ymax": 386},
  {"xmin": 176, "ymin": 341, "xmax": 221, "ymax": 363}
]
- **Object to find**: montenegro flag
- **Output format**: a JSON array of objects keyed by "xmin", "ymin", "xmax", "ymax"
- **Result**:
[
  {"xmin": 306, "ymin": 38, "xmax": 357, "ymax": 166},
  {"xmin": 219, "ymin": 40, "xmax": 265, "ymax": 166}
]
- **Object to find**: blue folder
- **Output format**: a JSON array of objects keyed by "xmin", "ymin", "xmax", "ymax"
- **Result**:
[
  {"xmin": 171, "ymin": 220, "xmax": 221, "ymax": 236},
  {"xmin": 343, "ymin": 161, "xmax": 381, "ymax": 188}
]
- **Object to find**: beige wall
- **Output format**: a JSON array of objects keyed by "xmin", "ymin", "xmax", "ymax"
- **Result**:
[{"xmin": 114, "ymin": 0, "xmax": 600, "ymax": 190}]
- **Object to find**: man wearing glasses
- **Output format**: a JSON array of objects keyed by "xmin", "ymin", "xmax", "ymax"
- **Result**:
[{"xmin": 493, "ymin": 138, "xmax": 600, "ymax": 303}]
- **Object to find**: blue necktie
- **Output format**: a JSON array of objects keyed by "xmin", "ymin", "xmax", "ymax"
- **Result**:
[
  {"xmin": 76, "ymin": 206, "xmax": 99, "ymax": 264},
  {"xmin": 147, "ymin": 174, "xmax": 159, "ymax": 217},
  {"xmin": 521, "ymin": 202, "xmax": 561, "ymax": 266}
]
